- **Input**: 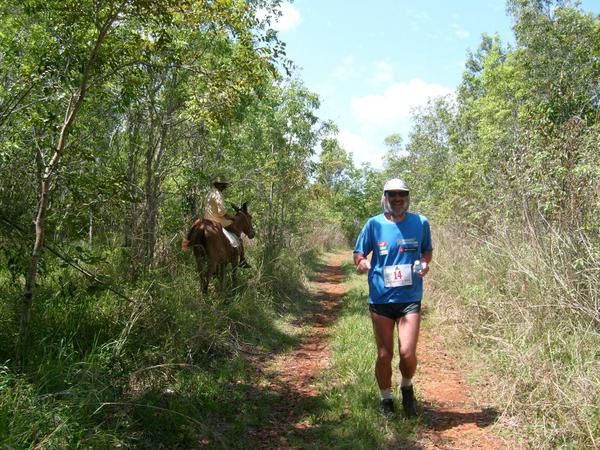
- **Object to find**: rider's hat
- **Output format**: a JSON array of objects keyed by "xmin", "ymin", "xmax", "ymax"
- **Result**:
[{"xmin": 212, "ymin": 175, "xmax": 230, "ymax": 186}]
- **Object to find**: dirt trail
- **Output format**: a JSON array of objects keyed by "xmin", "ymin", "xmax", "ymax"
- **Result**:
[
  {"xmin": 246, "ymin": 253, "xmax": 346, "ymax": 449},
  {"xmin": 250, "ymin": 252, "xmax": 512, "ymax": 449},
  {"xmin": 416, "ymin": 315, "xmax": 513, "ymax": 449}
]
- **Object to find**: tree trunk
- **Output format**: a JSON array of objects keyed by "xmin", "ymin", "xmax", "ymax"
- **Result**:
[
  {"xmin": 17, "ymin": 12, "xmax": 117, "ymax": 364},
  {"xmin": 144, "ymin": 134, "xmax": 157, "ymax": 269},
  {"xmin": 141, "ymin": 75, "xmax": 179, "ymax": 270},
  {"xmin": 124, "ymin": 108, "xmax": 142, "ymax": 279},
  {"xmin": 143, "ymin": 115, "xmax": 170, "ymax": 270},
  {"xmin": 265, "ymin": 179, "xmax": 275, "ymax": 258},
  {"xmin": 19, "ymin": 99, "xmax": 79, "ymax": 361},
  {"xmin": 88, "ymin": 208, "xmax": 94, "ymax": 248},
  {"xmin": 279, "ymin": 193, "xmax": 285, "ymax": 246},
  {"xmin": 18, "ymin": 171, "xmax": 51, "ymax": 362}
]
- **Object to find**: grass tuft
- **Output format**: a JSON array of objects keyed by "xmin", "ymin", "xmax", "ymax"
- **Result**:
[{"xmin": 430, "ymin": 223, "xmax": 599, "ymax": 448}]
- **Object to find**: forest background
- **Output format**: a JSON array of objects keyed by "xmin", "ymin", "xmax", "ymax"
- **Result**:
[{"xmin": 0, "ymin": 0, "xmax": 598, "ymax": 448}]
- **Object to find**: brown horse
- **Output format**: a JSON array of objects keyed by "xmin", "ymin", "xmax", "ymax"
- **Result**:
[{"xmin": 182, "ymin": 202, "xmax": 255, "ymax": 293}]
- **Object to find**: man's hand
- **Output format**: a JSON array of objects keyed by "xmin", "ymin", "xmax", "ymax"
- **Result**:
[
  {"xmin": 417, "ymin": 251, "xmax": 432, "ymax": 277},
  {"xmin": 356, "ymin": 258, "xmax": 371, "ymax": 273},
  {"xmin": 416, "ymin": 261, "xmax": 429, "ymax": 277}
]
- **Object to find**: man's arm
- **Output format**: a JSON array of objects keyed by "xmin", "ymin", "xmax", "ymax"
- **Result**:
[
  {"xmin": 213, "ymin": 192, "xmax": 236, "ymax": 221},
  {"xmin": 417, "ymin": 250, "xmax": 432, "ymax": 277},
  {"xmin": 421, "ymin": 250, "xmax": 432, "ymax": 265},
  {"xmin": 354, "ymin": 252, "xmax": 371, "ymax": 273}
]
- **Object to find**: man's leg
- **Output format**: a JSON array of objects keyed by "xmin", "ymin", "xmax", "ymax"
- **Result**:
[
  {"xmin": 224, "ymin": 227, "xmax": 250, "ymax": 268},
  {"xmin": 397, "ymin": 312, "xmax": 420, "ymax": 379},
  {"xmin": 371, "ymin": 311, "xmax": 396, "ymax": 416},
  {"xmin": 397, "ymin": 312, "xmax": 420, "ymax": 417}
]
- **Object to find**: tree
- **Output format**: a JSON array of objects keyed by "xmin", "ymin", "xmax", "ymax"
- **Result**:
[
  {"xmin": 317, "ymin": 127, "xmax": 354, "ymax": 192},
  {"xmin": 0, "ymin": 0, "xmax": 286, "ymax": 361},
  {"xmin": 506, "ymin": 0, "xmax": 600, "ymax": 227},
  {"xmin": 11, "ymin": 0, "xmax": 143, "ymax": 360}
]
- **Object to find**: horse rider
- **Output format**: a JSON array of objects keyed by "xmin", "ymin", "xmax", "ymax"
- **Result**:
[{"xmin": 204, "ymin": 176, "xmax": 251, "ymax": 268}]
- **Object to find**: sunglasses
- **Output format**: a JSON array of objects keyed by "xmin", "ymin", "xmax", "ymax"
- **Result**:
[{"xmin": 385, "ymin": 191, "xmax": 409, "ymax": 198}]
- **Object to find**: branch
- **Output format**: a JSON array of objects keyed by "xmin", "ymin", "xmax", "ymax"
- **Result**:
[
  {"xmin": 0, "ymin": 82, "xmax": 36, "ymax": 129},
  {"xmin": 0, "ymin": 214, "xmax": 134, "ymax": 303}
]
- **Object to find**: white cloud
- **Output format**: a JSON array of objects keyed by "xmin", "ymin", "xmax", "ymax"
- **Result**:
[
  {"xmin": 273, "ymin": 3, "xmax": 302, "ymax": 32},
  {"xmin": 338, "ymin": 129, "xmax": 385, "ymax": 168},
  {"xmin": 452, "ymin": 23, "xmax": 470, "ymax": 39},
  {"xmin": 351, "ymin": 79, "xmax": 453, "ymax": 126},
  {"xmin": 415, "ymin": 12, "xmax": 432, "ymax": 22},
  {"xmin": 371, "ymin": 61, "xmax": 394, "ymax": 84},
  {"xmin": 408, "ymin": 8, "xmax": 432, "ymax": 23},
  {"xmin": 333, "ymin": 56, "xmax": 355, "ymax": 79}
]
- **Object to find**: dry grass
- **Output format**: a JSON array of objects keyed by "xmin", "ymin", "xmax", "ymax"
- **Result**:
[{"xmin": 430, "ymin": 221, "xmax": 599, "ymax": 448}]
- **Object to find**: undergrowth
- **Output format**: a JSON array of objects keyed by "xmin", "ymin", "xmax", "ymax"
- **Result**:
[
  {"xmin": 430, "ymin": 222, "xmax": 599, "ymax": 448},
  {"xmin": 0, "ymin": 242, "xmax": 424, "ymax": 448},
  {"xmin": 0, "ymin": 236, "xmax": 325, "ymax": 448}
]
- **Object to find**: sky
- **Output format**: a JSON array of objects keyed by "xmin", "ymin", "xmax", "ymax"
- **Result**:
[{"xmin": 268, "ymin": 0, "xmax": 600, "ymax": 169}]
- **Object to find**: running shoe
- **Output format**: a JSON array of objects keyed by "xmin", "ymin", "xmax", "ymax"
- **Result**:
[
  {"xmin": 379, "ymin": 398, "xmax": 395, "ymax": 418},
  {"xmin": 401, "ymin": 385, "xmax": 417, "ymax": 418}
]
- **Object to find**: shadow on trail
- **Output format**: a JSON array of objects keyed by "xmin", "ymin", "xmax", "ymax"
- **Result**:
[
  {"xmin": 240, "ymin": 252, "xmax": 409, "ymax": 449},
  {"xmin": 265, "ymin": 253, "xmax": 351, "ymax": 330},
  {"xmin": 241, "ymin": 253, "xmax": 424, "ymax": 449},
  {"xmin": 242, "ymin": 374, "xmax": 423, "ymax": 450},
  {"xmin": 306, "ymin": 260, "xmax": 347, "ymax": 287},
  {"xmin": 285, "ymin": 260, "xmax": 346, "ymax": 329},
  {"xmin": 420, "ymin": 403, "xmax": 500, "ymax": 431}
]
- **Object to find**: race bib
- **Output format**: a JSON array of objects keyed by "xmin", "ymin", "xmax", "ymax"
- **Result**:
[{"xmin": 383, "ymin": 264, "xmax": 412, "ymax": 287}]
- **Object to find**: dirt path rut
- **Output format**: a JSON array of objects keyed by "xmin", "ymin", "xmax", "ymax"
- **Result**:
[{"xmin": 251, "ymin": 252, "xmax": 513, "ymax": 449}]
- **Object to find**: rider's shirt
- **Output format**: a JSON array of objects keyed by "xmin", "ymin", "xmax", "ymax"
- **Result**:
[
  {"xmin": 354, "ymin": 212, "xmax": 433, "ymax": 304},
  {"xmin": 204, "ymin": 187, "xmax": 232, "ymax": 227}
]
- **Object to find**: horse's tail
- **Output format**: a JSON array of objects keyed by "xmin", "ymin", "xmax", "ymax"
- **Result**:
[{"xmin": 182, "ymin": 219, "xmax": 207, "ymax": 252}]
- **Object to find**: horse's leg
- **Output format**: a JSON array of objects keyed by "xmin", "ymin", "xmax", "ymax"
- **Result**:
[
  {"xmin": 231, "ymin": 263, "xmax": 238, "ymax": 291},
  {"xmin": 202, "ymin": 263, "xmax": 209, "ymax": 294},
  {"xmin": 193, "ymin": 249, "xmax": 205, "ymax": 292},
  {"xmin": 205, "ymin": 259, "xmax": 217, "ymax": 294},
  {"xmin": 218, "ymin": 263, "xmax": 226, "ymax": 293},
  {"xmin": 231, "ymin": 249, "xmax": 239, "ymax": 286}
]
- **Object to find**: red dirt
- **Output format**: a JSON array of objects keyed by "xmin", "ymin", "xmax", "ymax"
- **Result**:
[
  {"xmin": 246, "ymin": 253, "xmax": 346, "ymax": 449},
  {"xmin": 250, "ymin": 251, "xmax": 514, "ymax": 449},
  {"xmin": 416, "ymin": 314, "xmax": 513, "ymax": 449}
]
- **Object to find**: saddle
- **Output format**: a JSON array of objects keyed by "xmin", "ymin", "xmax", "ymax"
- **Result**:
[{"xmin": 204, "ymin": 219, "xmax": 240, "ymax": 248}]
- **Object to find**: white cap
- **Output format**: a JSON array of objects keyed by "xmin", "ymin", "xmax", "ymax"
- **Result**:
[{"xmin": 383, "ymin": 178, "xmax": 409, "ymax": 192}]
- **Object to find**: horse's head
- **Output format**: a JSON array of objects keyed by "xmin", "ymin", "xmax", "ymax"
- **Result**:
[{"xmin": 232, "ymin": 202, "xmax": 255, "ymax": 239}]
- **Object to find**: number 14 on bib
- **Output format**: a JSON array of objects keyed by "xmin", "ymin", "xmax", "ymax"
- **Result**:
[{"xmin": 383, "ymin": 264, "xmax": 412, "ymax": 287}]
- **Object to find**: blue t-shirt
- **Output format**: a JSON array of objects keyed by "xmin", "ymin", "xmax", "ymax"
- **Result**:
[{"xmin": 354, "ymin": 212, "xmax": 433, "ymax": 304}]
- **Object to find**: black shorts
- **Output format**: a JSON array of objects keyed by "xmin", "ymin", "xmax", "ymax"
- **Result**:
[{"xmin": 369, "ymin": 302, "xmax": 421, "ymax": 321}]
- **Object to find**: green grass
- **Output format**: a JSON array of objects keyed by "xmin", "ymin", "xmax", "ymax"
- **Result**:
[
  {"xmin": 0, "ymin": 244, "xmax": 304, "ymax": 448},
  {"xmin": 0, "ymin": 243, "xmax": 343, "ymax": 447},
  {"xmin": 0, "ymin": 248, "xmax": 430, "ymax": 448},
  {"xmin": 289, "ymin": 258, "xmax": 419, "ymax": 449}
]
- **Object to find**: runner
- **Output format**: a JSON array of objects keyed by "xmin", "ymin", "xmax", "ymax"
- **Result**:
[{"xmin": 353, "ymin": 178, "xmax": 433, "ymax": 418}]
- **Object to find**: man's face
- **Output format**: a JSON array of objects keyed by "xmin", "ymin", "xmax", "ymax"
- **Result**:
[
  {"xmin": 385, "ymin": 190, "xmax": 409, "ymax": 215},
  {"xmin": 215, "ymin": 183, "xmax": 228, "ymax": 191}
]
